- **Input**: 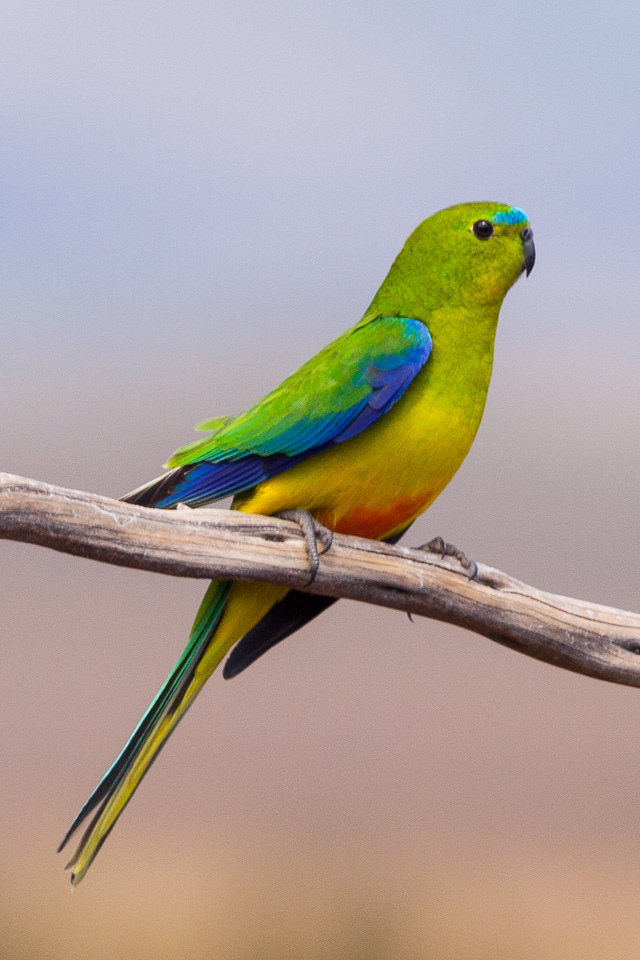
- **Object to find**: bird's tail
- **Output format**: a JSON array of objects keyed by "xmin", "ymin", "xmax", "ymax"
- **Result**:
[{"xmin": 59, "ymin": 578, "xmax": 286, "ymax": 885}]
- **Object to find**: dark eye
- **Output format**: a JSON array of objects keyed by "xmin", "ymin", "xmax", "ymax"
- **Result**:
[{"xmin": 472, "ymin": 220, "xmax": 494, "ymax": 240}]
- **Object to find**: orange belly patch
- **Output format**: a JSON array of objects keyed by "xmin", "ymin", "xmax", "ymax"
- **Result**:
[{"xmin": 327, "ymin": 492, "xmax": 434, "ymax": 540}]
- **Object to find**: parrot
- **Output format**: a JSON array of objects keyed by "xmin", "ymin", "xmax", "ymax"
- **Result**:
[{"xmin": 58, "ymin": 201, "xmax": 535, "ymax": 884}]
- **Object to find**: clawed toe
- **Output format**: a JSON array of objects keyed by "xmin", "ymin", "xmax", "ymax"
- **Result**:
[
  {"xmin": 276, "ymin": 510, "xmax": 333, "ymax": 585},
  {"xmin": 416, "ymin": 536, "xmax": 478, "ymax": 580}
]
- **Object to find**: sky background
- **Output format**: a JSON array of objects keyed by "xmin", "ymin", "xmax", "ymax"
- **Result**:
[{"xmin": 1, "ymin": 2, "xmax": 640, "ymax": 958}]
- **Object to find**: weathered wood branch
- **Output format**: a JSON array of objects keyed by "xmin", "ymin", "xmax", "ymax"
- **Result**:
[{"xmin": 1, "ymin": 471, "xmax": 640, "ymax": 687}]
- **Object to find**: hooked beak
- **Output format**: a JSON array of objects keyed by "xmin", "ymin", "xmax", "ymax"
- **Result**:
[{"xmin": 520, "ymin": 226, "xmax": 535, "ymax": 276}]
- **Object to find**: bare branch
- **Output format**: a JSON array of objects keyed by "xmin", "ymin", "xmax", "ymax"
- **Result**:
[{"xmin": 2, "ymin": 471, "xmax": 640, "ymax": 687}]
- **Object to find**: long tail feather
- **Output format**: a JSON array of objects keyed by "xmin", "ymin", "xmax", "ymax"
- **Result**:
[{"xmin": 59, "ymin": 579, "xmax": 232, "ymax": 885}]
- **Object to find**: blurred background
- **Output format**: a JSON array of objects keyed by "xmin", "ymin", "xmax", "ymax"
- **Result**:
[{"xmin": 1, "ymin": 1, "xmax": 640, "ymax": 957}]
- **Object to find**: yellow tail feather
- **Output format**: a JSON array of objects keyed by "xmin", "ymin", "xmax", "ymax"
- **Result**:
[{"xmin": 64, "ymin": 580, "xmax": 287, "ymax": 885}]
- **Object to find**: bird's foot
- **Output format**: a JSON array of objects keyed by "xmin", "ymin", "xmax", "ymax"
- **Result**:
[
  {"xmin": 416, "ymin": 536, "xmax": 478, "ymax": 580},
  {"xmin": 276, "ymin": 509, "xmax": 333, "ymax": 585}
]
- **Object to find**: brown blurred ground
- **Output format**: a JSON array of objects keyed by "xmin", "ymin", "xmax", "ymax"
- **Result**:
[
  {"xmin": 5, "ymin": 828, "xmax": 640, "ymax": 960},
  {"xmin": 1, "ymin": 348, "xmax": 639, "ymax": 958}
]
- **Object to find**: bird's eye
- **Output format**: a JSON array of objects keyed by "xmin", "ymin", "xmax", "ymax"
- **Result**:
[{"xmin": 472, "ymin": 220, "xmax": 494, "ymax": 240}]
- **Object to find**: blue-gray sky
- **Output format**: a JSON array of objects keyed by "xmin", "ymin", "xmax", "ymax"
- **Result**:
[{"xmin": 2, "ymin": 0, "xmax": 640, "ymax": 382}]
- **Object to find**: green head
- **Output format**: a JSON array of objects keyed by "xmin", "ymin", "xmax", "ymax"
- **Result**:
[{"xmin": 367, "ymin": 202, "xmax": 535, "ymax": 318}]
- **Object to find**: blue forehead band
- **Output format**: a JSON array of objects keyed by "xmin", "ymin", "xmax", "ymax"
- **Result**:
[{"xmin": 491, "ymin": 207, "xmax": 528, "ymax": 226}]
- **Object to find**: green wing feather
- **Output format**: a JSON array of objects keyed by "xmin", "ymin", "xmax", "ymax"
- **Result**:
[{"xmin": 168, "ymin": 316, "xmax": 431, "ymax": 466}]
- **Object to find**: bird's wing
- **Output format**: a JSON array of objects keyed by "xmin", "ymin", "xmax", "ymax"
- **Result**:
[{"xmin": 123, "ymin": 316, "xmax": 432, "ymax": 508}]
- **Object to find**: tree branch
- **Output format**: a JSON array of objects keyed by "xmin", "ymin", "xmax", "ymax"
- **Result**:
[{"xmin": 1, "ymin": 471, "xmax": 640, "ymax": 687}]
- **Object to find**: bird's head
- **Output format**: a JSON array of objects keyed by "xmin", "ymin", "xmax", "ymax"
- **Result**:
[{"xmin": 385, "ymin": 202, "xmax": 535, "ymax": 312}]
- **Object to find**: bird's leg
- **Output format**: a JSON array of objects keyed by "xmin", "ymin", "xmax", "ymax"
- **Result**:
[
  {"xmin": 276, "ymin": 509, "xmax": 334, "ymax": 585},
  {"xmin": 416, "ymin": 536, "xmax": 478, "ymax": 580}
]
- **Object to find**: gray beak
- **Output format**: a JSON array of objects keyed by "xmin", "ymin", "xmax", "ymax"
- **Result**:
[{"xmin": 520, "ymin": 226, "xmax": 535, "ymax": 276}]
